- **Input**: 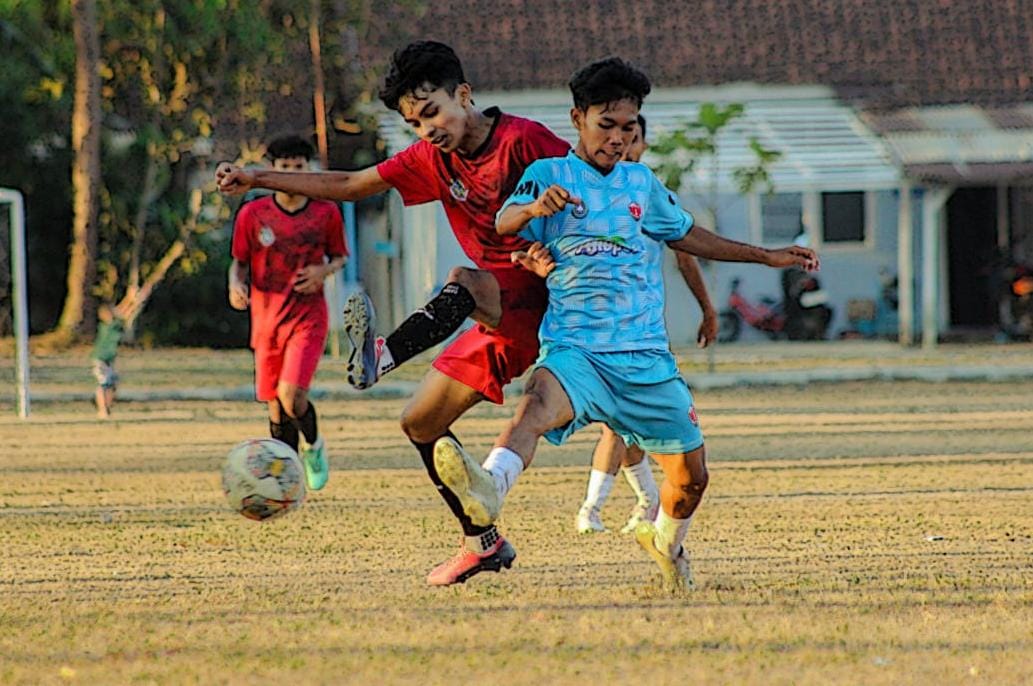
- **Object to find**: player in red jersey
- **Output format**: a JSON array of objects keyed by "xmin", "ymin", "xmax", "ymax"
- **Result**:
[
  {"xmin": 229, "ymin": 134, "xmax": 348, "ymax": 492},
  {"xmin": 217, "ymin": 42, "xmax": 569, "ymax": 586}
]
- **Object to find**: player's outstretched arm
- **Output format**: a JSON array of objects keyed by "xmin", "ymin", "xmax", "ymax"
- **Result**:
[
  {"xmin": 674, "ymin": 252, "xmax": 718, "ymax": 348},
  {"xmin": 668, "ymin": 225, "xmax": 820, "ymax": 272},
  {"xmin": 496, "ymin": 185, "xmax": 581, "ymax": 235},
  {"xmin": 216, "ymin": 163, "xmax": 391, "ymax": 202}
]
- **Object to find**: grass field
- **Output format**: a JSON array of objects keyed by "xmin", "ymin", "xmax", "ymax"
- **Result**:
[{"xmin": 3, "ymin": 379, "xmax": 1032, "ymax": 684}]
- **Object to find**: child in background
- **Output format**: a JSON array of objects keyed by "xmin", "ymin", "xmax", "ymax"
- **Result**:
[{"xmin": 91, "ymin": 304, "xmax": 126, "ymax": 419}]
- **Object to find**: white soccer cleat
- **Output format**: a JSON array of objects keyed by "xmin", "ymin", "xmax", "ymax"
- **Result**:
[
  {"xmin": 576, "ymin": 504, "xmax": 608, "ymax": 534},
  {"xmin": 620, "ymin": 501, "xmax": 659, "ymax": 534},
  {"xmin": 432, "ymin": 436, "xmax": 501, "ymax": 527},
  {"xmin": 634, "ymin": 521, "xmax": 695, "ymax": 591}
]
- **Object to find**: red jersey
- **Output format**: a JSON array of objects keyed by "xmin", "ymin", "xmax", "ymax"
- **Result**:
[
  {"xmin": 377, "ymin": 108, "xmax": 570, "ymax": 272},
  {"xmin": 231, "ymin": 195, "xmax": 347, "ymax": 348}
]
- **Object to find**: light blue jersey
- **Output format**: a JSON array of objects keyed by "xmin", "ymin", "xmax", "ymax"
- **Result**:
[
  {"xmin": 500, "ymin": 151, "xmax": 693, "ymax": 353},
  {"xmin": 499, "ymin": 151, "xmax": 704, "ymax": 454}
]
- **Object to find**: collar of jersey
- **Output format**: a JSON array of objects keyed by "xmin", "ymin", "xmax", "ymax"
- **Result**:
[{"xmin": 566, "ymin": 150, "xmax": 624, "ymax": 184}]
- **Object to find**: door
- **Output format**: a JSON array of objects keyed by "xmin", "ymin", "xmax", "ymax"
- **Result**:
[{"xmin": 946, "ymin": 187, "xmax": 998, "ymax": 328}]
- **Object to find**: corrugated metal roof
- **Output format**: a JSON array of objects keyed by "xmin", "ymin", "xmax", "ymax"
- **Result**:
[{"xmin": 377, "ymin": 85, "xmax": 902, "ymax": 192}]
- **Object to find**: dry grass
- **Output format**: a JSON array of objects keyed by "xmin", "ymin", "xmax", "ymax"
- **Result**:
[
  {"xmin": 6, "ymin": 340, "xmax": 1033, "ymax": 396},
  {"xmin": 2, "ymin": 380, "xmax": 1032, "ymax": 685}
]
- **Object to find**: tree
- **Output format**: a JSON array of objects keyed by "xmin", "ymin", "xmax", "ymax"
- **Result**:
[
  {"xmin": 648, "ymin": 103, "xmax": 782, "ymax": 367},
  {"xmin": 650, "ymin": 102, "xmax": 781, "ymax": 231},
  {"xmin": 2, "ymin": 1, "xmax": 394, "ymax": 347},
  {"xmin": 54, "ymin": 0, "xmax": 102, "ymax": 343}
]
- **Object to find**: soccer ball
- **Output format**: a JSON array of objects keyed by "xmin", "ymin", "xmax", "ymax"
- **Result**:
[{"xmin": 221, "ymin": 438, "xmax": 306, "ymax": 521}]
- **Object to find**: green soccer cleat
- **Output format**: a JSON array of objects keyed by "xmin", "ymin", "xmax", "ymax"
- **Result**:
[
  {"xmin": 634, "ymin": 521, "xmax": 694, "ymax": 591},
  {"xmin": 432, "ymin": 436, "xmax": 500, "ymax": 527},
  {"xmin": 298, "ymin": 435, "xmax": 329, "ymax": 491}
]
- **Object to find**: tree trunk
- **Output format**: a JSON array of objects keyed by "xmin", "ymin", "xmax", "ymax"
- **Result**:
[
  {"xmin": 56, "ymin": 0, "xmax": 102, "ymax": 342},
  {"xmin": 119, "ymin": 238, "xmax": 186, "ymax": 332}
]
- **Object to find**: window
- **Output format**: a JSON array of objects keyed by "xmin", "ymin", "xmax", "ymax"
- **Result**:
[
  {"xmin": 822, "ymin": 191, "xmax": 865, "ymax": 243},
  {"xmin": 760, "ymin": 193, "xmax": 803, "ymax": 244}
]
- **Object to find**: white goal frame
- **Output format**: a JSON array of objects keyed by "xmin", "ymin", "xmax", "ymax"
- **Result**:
[{"xmin": 1, "ymin": 188, "xmax": 29, "ymax": 418}]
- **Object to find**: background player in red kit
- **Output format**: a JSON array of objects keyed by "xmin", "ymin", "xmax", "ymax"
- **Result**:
[
  {"xmin": 229, "ymin": 134, "xmax": 348, "ymax": 492},
  {"xmin": 217, "ymin": 42, "xmax": 569, "ymax": 586}
]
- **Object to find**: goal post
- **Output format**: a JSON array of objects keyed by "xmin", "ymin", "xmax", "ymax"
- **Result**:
[{"xmin": 1, "ymin": 188, "xmax": 29, "ymax": 419}]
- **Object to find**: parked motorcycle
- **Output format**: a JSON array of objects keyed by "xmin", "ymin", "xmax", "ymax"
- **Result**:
[
  {"xmin": 718, "ymin": 270, "xmax": 833, "ymax": 342},
  {"xmin": 1003, "ymin": 262, "xmax": 1033, "ymax": 341}
]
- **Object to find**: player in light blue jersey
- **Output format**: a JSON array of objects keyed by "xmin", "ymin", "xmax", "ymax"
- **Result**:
[
  {"xmin": 431, "ymin": 57, "xmax": 819, "ymax": 590},
  {"xmin": 575, "ymin": 114, "xmax": 718, "ymax": 536}
]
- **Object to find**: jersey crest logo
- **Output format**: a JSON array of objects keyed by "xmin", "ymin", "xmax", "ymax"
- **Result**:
[
  {"xmin": 258, "ymin": 226, "xmax": 276, "ymax": 247},
  {"xmin": 571, "ymin": 236, "xmax": 639, "ymax": 258},
  {"xmin": 628, "ymin": 202, "xmax": 642, "ymax": 220},
  {"xmin": 571, "ymin": 201, "xmax": 588, "ymax": 219},
  {"xmin": 449, "ymin": 178, "xmax": 469, "ymax": 202},
  {"xmin": 688, "ymin": 405, "xmax": 699, "ymax": 426}
]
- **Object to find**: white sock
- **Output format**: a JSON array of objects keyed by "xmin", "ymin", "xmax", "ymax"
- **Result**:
[
  {"xmin": 621, "ymin": 459, "xmax": 659, "ymax": 507},
  {"xmin": 483, "ymin": 447, "xmax": 524, "ymax": 501},
  {"xmin": 654, "ymin": 508, "xmax": 692, "ymax": 558},
  {"xmin": 375, "ymin": 337, "xmax": 395, "ymax": 378},
  {"xmin": 582, "ymin": 469, "xmax": 615, "ymax": 511}
]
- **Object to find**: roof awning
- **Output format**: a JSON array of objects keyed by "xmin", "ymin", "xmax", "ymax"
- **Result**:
[
  {"xmin": 865, "ymin": 104, "xmax": 1033, "ymax": 185},
  {"xmin": 904, "ymin": 162, "xmax": 1033, "ymax": 185}
]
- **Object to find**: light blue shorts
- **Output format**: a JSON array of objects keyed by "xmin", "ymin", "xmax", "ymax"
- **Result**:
[{"xmin": 536, "ymin": 344, "xmax": 704, "ymax": 455}]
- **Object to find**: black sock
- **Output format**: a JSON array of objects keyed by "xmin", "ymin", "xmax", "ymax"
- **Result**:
[
  {"xmin": 292, "ymin": 402, "xmax": 318, "ymax": 444},
  {"xmin": 411, "ymin": 430, "xmax": 493, "ymax": 537},
  {"xmin": 385, "ymin": 283, "xmax": 476, "ymax": 367},
  {"xmin": 270, "ymin": 418, "xmax": 299, "ymax": 452}
]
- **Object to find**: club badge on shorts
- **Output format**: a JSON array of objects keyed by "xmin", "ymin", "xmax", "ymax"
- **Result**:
[
  {"xmin": 628, "ymin": 202, "xmax": 642, "ymax": 220},
  {"xmin": 258, "ymin": 226, "xmax": 276, "ymax": 247},
  {"xmin": 571, "ymin": 201, "xmax": 588, "ymax": 219},
  {"xmin": 449, "ymin": 177, "xmax": 469, "ymax": 202}
]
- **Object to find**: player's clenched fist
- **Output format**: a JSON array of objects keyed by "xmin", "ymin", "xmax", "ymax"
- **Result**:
[
  {"xmin": 531, "ymin": 184, "xmax": 581, "ymax": 217},
  {"xmin": 216, "ymin": 162, "xmax": 255, "ymax": 195},
  {"xmin": 228, "ymin": 280, "xmax": 249, "ymax": 310}
]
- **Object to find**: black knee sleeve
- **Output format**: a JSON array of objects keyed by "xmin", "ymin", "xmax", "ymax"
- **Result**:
[{"xmin": 386, "ymin": 283, "xmax": 476, "ymax": 366}]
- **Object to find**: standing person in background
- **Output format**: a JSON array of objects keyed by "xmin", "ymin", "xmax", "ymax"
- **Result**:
[
  {"xmin": 575, "ymin": 114, "xmax": 719, "ymax": 534},
  {"xmin": 228, "ymin": 134, "xmax": 348, "ymax": 492},
  {"xmin": 91, "ymin": 303, "xmax": 126, "ymax": 419}
]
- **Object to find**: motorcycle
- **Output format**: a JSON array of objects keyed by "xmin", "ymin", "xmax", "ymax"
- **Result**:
[
  {"xmin": 718, "ymin": 269, "xmax": 833, "ymax": 342},
  {"xmin": 1002, "ymin": 262, "xmax": 1033, "ymax": 341}
]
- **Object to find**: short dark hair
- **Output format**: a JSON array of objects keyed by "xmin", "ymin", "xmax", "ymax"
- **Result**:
[
  {"xmin": 568, "ymin": 57, "xmax": 651, "ymax": 112},
  {"xmin": 380, "ymin": 41, "xmax": 466, "ymax": 112},
  {"xmin": 267, "ymin": 134, "xmax": 314, "ymax": 161},
  {"xmin": 637, "ymin": 114, "xmax": 647, "ymax": 140}
]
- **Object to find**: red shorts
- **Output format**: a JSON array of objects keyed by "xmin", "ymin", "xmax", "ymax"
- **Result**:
[
  {"xmin": 253, "ymin": 318, "xmax": 328, "ymax": 402},
  {"xmin": 432, "ymin": 269, "xmax": 548, "ymax": 404}
]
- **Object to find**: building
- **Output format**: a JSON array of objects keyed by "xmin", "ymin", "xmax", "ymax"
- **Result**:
[{"xmin": 360, "ymin": 0, "xmax": 1033, "ymax": 346}]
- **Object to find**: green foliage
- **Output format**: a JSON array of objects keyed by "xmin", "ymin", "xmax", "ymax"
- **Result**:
[
  {"xmin": 137, "ymin": 229, "xmax": 248, "ymax": 348},
  {"xmin": 0, "ymin": 3, "xmax": 76, "ymax": 332},
  {"xmin": 649, "ymin": 102, "xmax": 782, "ymax": 197}
]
